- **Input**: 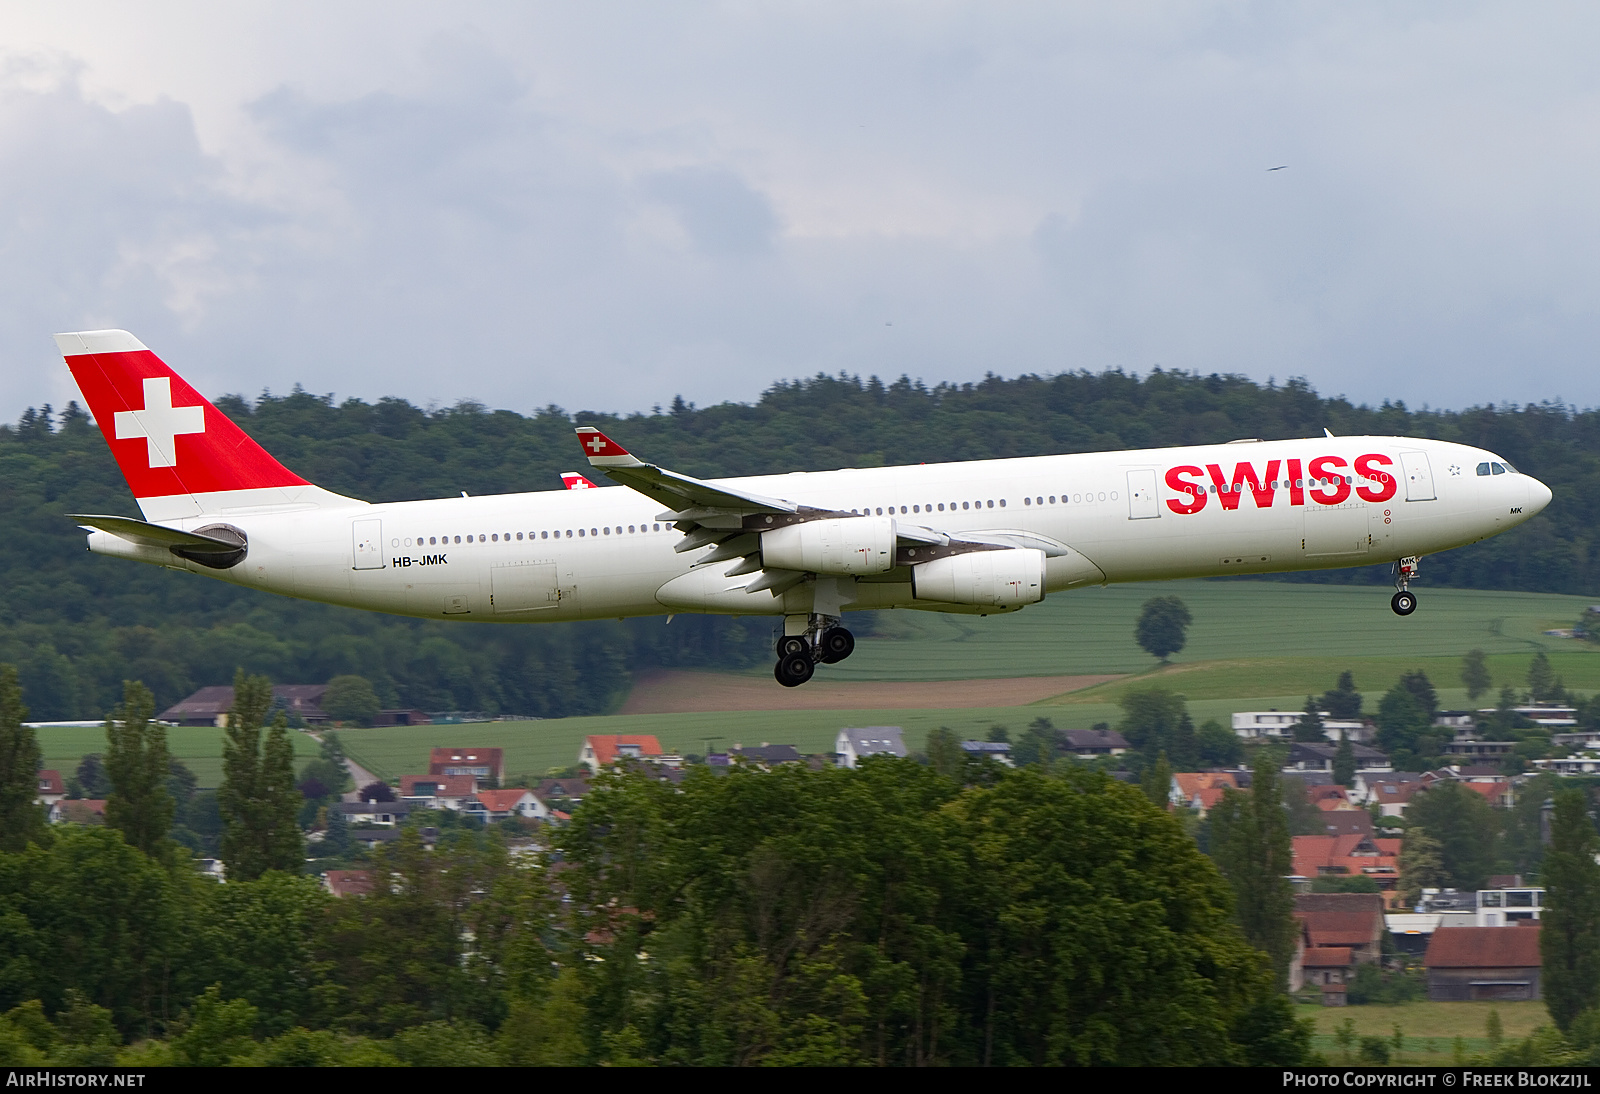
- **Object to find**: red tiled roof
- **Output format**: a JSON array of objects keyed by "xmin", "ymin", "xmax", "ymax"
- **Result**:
[
  {"xmin": 584, "ymin": 735, "xmax": 664, "ymax": 767},
  {"xmin": 1425, "ymin": 927, "xmax": 1542, "ymax": 968},
  {"xmin": 36, "ymin": 770, "xmax": 63, "ymax": 795},
  {"xmin": 1461, "ymin": 782, "xmax": 1512, "ymax": 805},
  {"xmin": 1291, "ymin": 835, "xmax": 1400, "ymax": 880},
  {"xmin": 428, "ymin": 748, "xmax": 504, "ymax": 779},
  {"xmin": 1172, "ymin": 772, "xmax": 1237, "ymax": 801},
  {"xmin": 325, "ymin": 870, "xmax": 374, "ymax": 898},
  {"xmin": 475, "ymin": 789, "xmax": 534, "ymax": 813},
  {"xmin": 1303, "ymin": 947, "xmax": 1353, "ymax": 968}
]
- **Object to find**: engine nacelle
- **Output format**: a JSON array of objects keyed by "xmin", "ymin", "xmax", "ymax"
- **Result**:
[
  {"xmin": 761, "ymin": 516, "xmax": 896, "ymax": 575},
  {"xmin": 912, "ymin": 547, "xmax": 1045, "ymax": 607}
]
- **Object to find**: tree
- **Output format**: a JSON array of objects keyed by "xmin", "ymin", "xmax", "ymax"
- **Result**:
[
  {"xmin": 103, "ymin": 681, "xmax": 173, "ymax": 859},
  {"xmin": 322, "ymin": 675, "xmax": 382, "ymax": 727},
  {"xmin": 1197, "ymin": 719, "xmax": 1244, "ymax": 767},
  {"xmin": 1141, "ymin": 752, "xmax": 1173, "ymax": 809},
  {"xmin": 220, "ymin": 671, "xmax": 303, "ymax": 881},
  {"xmin": 1135, "ymin": 597, "xmax": 1192, "ymax": 661},
  {"xmin": 1462, "ymin": 649, "xmax": 1492, "ymax": 703},
  {"xmin": 1398, "ymin": 827, "xmax": 1447, "ymax": 907},
  {"xmin": 1321, "ymin": 671, "xmax": 1363, "ymax": 720},
  {"xmin": 1375, "ymin": 684, "xmax": 1433, "ymax": 767},
  {"xmin": 1541, "ymin": 788, "xmax": 1600, "ymax": 1031},
  {"xmin": 923, "ymin": 727, "xmax": 966, "ymax": 781},
  {"xmin": 1292, "ymin": 697, "xmax": 1325, "ymax": 743},
  {"xmin": 1403, "ymin": 782, "xmax": 1496, "ymax": 891},
  {"xmin": 0, "ymin": 664, "xmax": 44, "ymax": 852},
  {"xmin": 1209, "ymin": 757, "xmax": 1297, "ymax": 989},
  {"xmin": 1398, "ymin": 670, "xmax": 1438, "ymax": 719},
  {"xmin": 72, "ymin": 754, "xmax": 108, "ymax": 799},
  {"xmin": 1528, "ymin": 652, "xmax": 1556, "ymax": 703},
  {"xmin": 359, "ymin": 781, "xmax": 396, "ymax": 803},
  {"xmin": 1011, "ymin": 717, "xmax": 1057, "ymax": 768},
  {"xmin": 1332, "ymin": 729, "xmax": 1356, "ymax": 788},
  {"xmin": 1117, "ymin": 687, "xmax": 1188, "ymax": 765}
]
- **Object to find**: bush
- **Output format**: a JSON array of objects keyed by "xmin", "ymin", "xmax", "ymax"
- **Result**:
[
  {"xmin": 1346, "ymin": 962, "xmax": 1424, "ymax": 1006},
  {"xmin": 1358, "ymin": 1036, "xmax": 1390, "ymax": 1065}
]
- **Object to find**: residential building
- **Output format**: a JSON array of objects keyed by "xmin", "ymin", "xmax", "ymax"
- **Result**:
[
  {"xmin": 835, "ymin": 727, "xmax": 907, "ymax": 768},
  {"xmin": 1530, "ymin": 755, "xmax": 1600, "ymax": 776},
  {"xmin": 468, "ymin": 789, "xmax": 547, "ymax": 822},
  {"xmin": 1060, "ymin": 728, "xmax": 1129, "ymax": 757},
  {"xmin": 159, "ymin": 684, "xmax": 329, "ymax": 727},
  {"xmin": 1170, "ymin": 772, "xmax": 1239, "ymax": 816},
  {"xmin": 1286, "ymin": 741, "xmax": 1391, "ymax": 774},
  {"xmin": 34, "ymin": 770, "xmax": 64, "ymax": 808},
  {"xmin": 537, "ymin": 776, "xmax": 590, "ymax": 807},
  {"xmin": 399, "ymin": 774, "xmax": 476, "ymax": 811},
  {"xmin": 1290, "ymin": 834, "xmax": 1401, "ymax": 891},
  {"xmin": 729, "ymin": 743, "xmax": 804, "ymax": 767},
  {"xmin": 325, "ymin": 870, "xmax": 375, "ymax": 898},
  {"xmin": 429, "ymin": 747, "xmax": 505, "ymax": 786},
  {"xmin": 579, "ymin": 736, "xmax": 669, "ymax": 772},
  {"xmin": 50, "ymin": 799, "xmax": 106, "ymax": 825},
  {"xmin": 1295, "ymin": 893, "xmax": 1386, "ymax": 964},
  {"xmin": 333, "ymin": 800, "xmax": 410, "ymax": 826},
  {"xmin": 1424, "ymin": 926, "xmax": 1543, "ymax": 1002},
  {"xmin": 1230, "ymin": 710, "xmax": 1370, "ymax": 744},
  {"xmin": 960, "ymin": 741, "xmax": 1014, "ymax": 765}
]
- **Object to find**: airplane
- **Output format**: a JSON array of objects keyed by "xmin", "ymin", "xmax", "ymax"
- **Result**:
[{"xmin": 57, "ymin": 329, "xmax": 1554, "ymax": 687}]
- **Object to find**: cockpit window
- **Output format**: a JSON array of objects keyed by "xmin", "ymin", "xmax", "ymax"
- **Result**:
[
  {"xmin": 1491, "ymin": 463, "xmax": 1506, "ymax": 475},
  {"xmin": 1476, "ymin": 463, "xmax": 1491, "ymax": 476},
  {"xmin": 1501, "ymin": 459, "xmax": 1517, "ymax": 473}
]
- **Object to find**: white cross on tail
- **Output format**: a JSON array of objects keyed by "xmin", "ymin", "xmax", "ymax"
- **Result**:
[{"xmin": 114, "ymin": 377, "xmax": 205, "ymax": 468}]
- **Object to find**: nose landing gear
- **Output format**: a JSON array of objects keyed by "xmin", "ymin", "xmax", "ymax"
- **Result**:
[
  {"xmin": 1390, "ymin": 556, "xmax": 1420, "ymax": 616},
  {"xmin": 773, "ymin": 617, "xmax": 855, "ymax": 686}
]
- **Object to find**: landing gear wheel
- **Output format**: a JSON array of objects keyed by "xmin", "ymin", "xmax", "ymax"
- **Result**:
[
  {"xmin": 774, "ymin": 653, "xmax": 815, "ymax": 687},
  {"xmin": 818, "ymin": 627, "xmax": 855, "ymax": 664},
  {"xmin": 776, "ymin": 635, "xmax": 808, "ymax": 659},
  {"xmin": 1391, "ymin": 590, "xmax": 1417, "ymax": 616}
]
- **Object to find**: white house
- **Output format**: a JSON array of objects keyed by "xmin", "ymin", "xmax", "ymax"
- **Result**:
[{"xmin": 836, "ymin": 727, "xmax": 907, "ymax": 768}]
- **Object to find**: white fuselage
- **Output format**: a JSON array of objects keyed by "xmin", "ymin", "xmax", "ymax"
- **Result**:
[{"xmin": 91, "ymin": 435, "xmax": 1547, "ymax": 622}]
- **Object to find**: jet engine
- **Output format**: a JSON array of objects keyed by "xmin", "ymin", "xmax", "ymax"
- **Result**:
[
  {"xmin": 911, "ymin": 547, "xmax": 1045, "ymax": 607},
  {"xmin": 760, "ymin": 516, "xmax": 896, "ymax": 575}
]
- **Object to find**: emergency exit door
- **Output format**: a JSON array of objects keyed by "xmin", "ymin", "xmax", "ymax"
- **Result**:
[{"xmin": 1126, "ymin": 469, "xmax": 1160, "ymax": 519}]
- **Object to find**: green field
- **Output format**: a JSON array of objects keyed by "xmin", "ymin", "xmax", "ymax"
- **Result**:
[
  {"xmin": 37, "ymin": 724, "xmax": 322, "ymax": 789},
  {"xmin": 1296, "ymin": 1000, "xmax": 1550, "ymax": 1065},
  {"xmin": 34, "ymin": 581, "xmax": 1598, "ymax": 786}
]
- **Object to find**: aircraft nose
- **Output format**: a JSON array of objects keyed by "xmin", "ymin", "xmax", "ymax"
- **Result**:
[{"xmin": 1525, "ymin": 475, "xmax": 1553, "ymax": 516}]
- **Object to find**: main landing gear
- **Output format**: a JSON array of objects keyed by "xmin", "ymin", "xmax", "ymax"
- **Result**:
[
  {"xmin": 1390, "ymin": 556, "xmax": 1420, "ymax": 616},
  {"xmin": 773, "ymin": 617, "xmax": 855, "ymax": 687}
]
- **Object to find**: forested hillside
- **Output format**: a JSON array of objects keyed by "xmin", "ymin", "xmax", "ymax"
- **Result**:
[{"xmin": 3, "ymin": 368, "xmax": 1596, "ymax": 720}]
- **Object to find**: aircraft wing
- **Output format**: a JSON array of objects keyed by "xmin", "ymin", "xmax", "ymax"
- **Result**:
[{"xmin": 575, "ymin": 427, "xmax": 960, "ymax": 596}]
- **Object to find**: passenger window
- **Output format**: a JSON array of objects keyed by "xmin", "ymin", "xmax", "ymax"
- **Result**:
[
  {"xmin": 962, "ymin": 502, "xmax": 969, "ymax": 510},
  {"xmin": 937, "ymin": 504, "xmax": 944, "ymax": 511},
  {"xmin": 603, "ymin": 527, "xmax": 610, "ymax": 535},
  {"xmin": 998, "ymin": 499, "xmax": 1005, "ymax": 507},
  {"xmin": 591, "ymin": 528, "xmax": 598, "ymax": 536},
  {"xmin": 653, "ymin": 524, "xmax": 661, "ymax": 531},
  {"xmin": 876, "ymin": 508, "xmax": 883, "ymax": 515},
  {"xmin": 579, "ymin": 529, "xmax": 585, "ymax": 537},
  {"xmin": 1049, "ymin": 496, "xmax": 1056, "ymax": 504},
  {"xmin": 1024, "ymin": 497, "xmax": 1031, "ymax": 505},
  {"xmin": 454, "ymin": 536, "xmax": 461, "ymax": 544},
  {"xmin": 516, "ymin": 532, "xmax": 523, "ymax": 540},
  {"xmin": 491, "ymin": 534, "xmax": 499, "ymax": 542},
  {"xmin": 566, "ymin": 530, "xmax": 572, "ymax": 537}
]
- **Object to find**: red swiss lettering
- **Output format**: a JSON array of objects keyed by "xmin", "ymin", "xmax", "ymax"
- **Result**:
[
  {"xmin": 1355, "ymin": 453, "xmax": 1398, "ymax": 502},
  {"xmin": 1165, "ymin": 465, "xmax": 1207, "ymax": 514},
  {"xmin": 1206, "ymin": 461, "xmax": 1280, "ymax": 510},
  {"xmin": 1308, "ymin": 455, "xmax": 1351, "ymax": 505},
  {"xmin": 1287, "ymin": 458, "xmax": 1304, "ymax": 506}
]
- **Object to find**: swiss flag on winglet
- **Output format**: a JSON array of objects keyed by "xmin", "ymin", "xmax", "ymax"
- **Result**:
[{"xmin": 574, "ymin": 426, "xmax": 638, "ymax": 466}]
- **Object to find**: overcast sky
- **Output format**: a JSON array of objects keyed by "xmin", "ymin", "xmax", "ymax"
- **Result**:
[{"xmin": 3, "ymin": 2, "xmax": 1599, "ymax": 426}]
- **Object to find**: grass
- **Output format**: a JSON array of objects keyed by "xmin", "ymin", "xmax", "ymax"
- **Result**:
[
  {"xmin": 34, "ymin": 581, "xmax": 1598, "ymax": 786},
  {"xmin": 1297, "ymin": 1000, "xmax": 1550, "ymax": 1065},
  {"xmin": 38, "ymin": 725, "xmax": 322, "ymax": 789}
]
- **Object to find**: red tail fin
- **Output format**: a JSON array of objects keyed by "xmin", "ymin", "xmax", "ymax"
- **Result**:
[{"xmin": 57, "ymin": 330, "xmax": 331, "ymax": 517}]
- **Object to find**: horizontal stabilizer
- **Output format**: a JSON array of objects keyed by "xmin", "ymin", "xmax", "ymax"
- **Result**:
[{"xmin": 71, "ymin": 514, "xmax": 235, "ymax": 551}]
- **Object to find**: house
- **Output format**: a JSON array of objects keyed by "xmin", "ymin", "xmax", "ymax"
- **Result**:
[
  {"xmin": 1369, "ymin": 780, "xmax": 1426, "ymax": 817},
  {"xmin": 468, "ymin": 789, "xmax": 547, "ymax": 822},
  {"xmin": 537, "ymin": 776, "xmax": 591, "ymax": 807},
  {"xmin": 1318, "ymin": 811, "xmax": 1373, "ymax": 837},
  {"xmin": 1060, "ymin": 728, "xmax": 1129, "ymax": 757},
  {"xmin": 34, "ymin": 770, "xmax": 64, "ymax": 808},
  {"xmin": 1170, "ymin": 772, "xmax": 1239, "ymax": 816},
  {"xmin": 961, "ymin": 741, "xmax": 1014, "ymax": 765},
  {"xmin": 1530, "ymin": 755, "xmax": 1600, "ymax": 777},
  {"xmin": 835, "ymin": 727, "xmax": 907, "ymax": 768},
  {"xmin": 1232, "ymin": 711, "xmax": 1302, "ymax": 740},
  {"xmin": 578, "ymin": 736, "xmax": 667, "ymax": 772},
  {"xmin": 1459, "ymin": 781, "xmax": 1515, "ymax": 809},
  {"xmin": 1286, "ymin": 741, "xmax": 1391, "ymax": 774},
  {"xmin": 50, "ymin": 799, "xmax": 106, "ymax": 825},
  {"xmin": 159, "ymin": 684, "xmax": 329, "ymax": 726},
  {"xmin": 729, "ymin": 743, "xmax": 804, "ymax": 767},
  {"xmin": 1295, "ymin": 893, "xmax": 1386, "ymax": 966},
  {"xmin": 1301, "ymin": 947, "xmax": 1355, "ymax": 990},
  {"xmin": 1443, "ymin": 737, "xmax": 1515, "ymax": 762},
  {"xmin": 1290, "ymin": 834, "xmax": 1401, "ymax": 890},
  {"xmin": 399, "ymin": 774, "xmax": 476, "ymax": 810},
  {"xmin": 1424, "ymin": 926, "xmax": 1543, "ymax": 1001},
  {"xmin": 324, "ymin": 870, "xmax": 375, "ymax": 898},
  {"xmin": 374, "ymin": 709, "xmax": 432, "ymax": 727},
  {"xmin": 429, "ymin": 747, "xmax": 505, "ymax": 786},
  {"xmin": 333, "ymin": 800, "xmax": 411, "ymax": 826}
]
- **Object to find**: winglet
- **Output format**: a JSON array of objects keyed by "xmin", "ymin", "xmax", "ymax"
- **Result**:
[
  {"xmin": 560, "ymin": 471, "xmax": 599, "ymax": 490},
  {"xmin": 575, "ymin": 426, "xmax": 645, "ymax": 469}
]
